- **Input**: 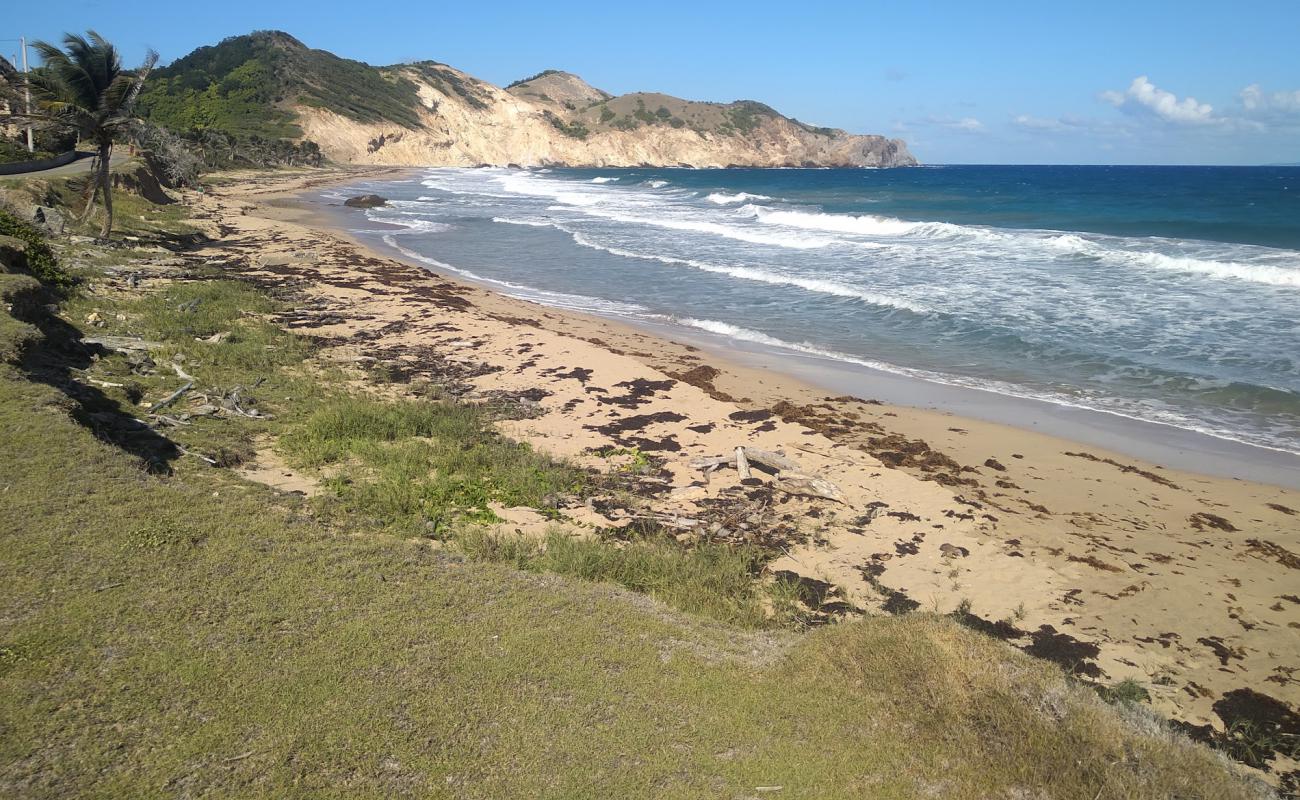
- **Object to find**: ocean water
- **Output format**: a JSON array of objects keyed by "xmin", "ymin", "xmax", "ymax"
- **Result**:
[{"xmin": 324, "ymin": 165, "xmax": 1300, "ymax": 457}]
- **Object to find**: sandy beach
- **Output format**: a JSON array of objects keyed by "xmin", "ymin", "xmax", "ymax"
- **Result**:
[{"xmin": 191, "ymin": 167, "xmax": 1298, "ymax": 756}]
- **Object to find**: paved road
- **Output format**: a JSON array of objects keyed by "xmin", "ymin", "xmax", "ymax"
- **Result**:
[{"xmin": 1, "ymin": 152, "xmax": 129, "ymax": 179}]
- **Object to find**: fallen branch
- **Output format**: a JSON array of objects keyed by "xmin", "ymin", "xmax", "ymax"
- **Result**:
[
  {"xmin": 176, "ymin": 445, "xmax": 217, "ymax": 466},
  {"xmin": 84, "ymin": 377, "xmax": 125, "ymax": 389},
  {"xmin": 172, "ymin": 362, "xmax": 196, "ymax": 382},
  {"xmin": 147, "ymin": 381, "xmax": 193, "ymax": 414}
]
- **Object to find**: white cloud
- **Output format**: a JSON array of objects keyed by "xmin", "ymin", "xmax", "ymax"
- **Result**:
[
  {"xmin": 1012, "ymin": 114, "xmax": 1065, "ymax": 131},
  {"xmin": 920, "ymin": 115, "xmax": 985, "ymax": 133},
  {"xmin": 1240, "ymin": 84, "xmax": 1300, "ymax": 117},
  {"xmin": 1102, "ymin": 76, "xmax": 1218, "ymax": 125}
]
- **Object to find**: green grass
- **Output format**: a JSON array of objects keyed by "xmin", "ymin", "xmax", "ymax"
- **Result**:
[
  {"xmin": 279, "ymin": 396, "xmax": 587, "ymax": 529},
  {"xmin": 0, "ymin": 367, "xmax": 1264, "ymax": 797},
  {"xmin": 0, "ymin": 188, "xmax": 1271, "ymax": 798},
  {"xmin": 460, "ymin": 529, "xmax": 785, "ymax": 628}
]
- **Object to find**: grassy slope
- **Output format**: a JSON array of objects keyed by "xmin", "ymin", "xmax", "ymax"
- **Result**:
[
  {"xmin": 0, "ymin": 182, "xmax": 1266, "ymax": 799},
  {"xmin": 138, "ymin": 31, "xmax": 421, "ymax": 139}
]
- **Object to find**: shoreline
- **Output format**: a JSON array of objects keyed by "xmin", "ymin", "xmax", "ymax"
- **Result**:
[
  {"xmin": 304, "ymin": 175, "xmax": 1299, "ymax": 491},
  {"xmin": 205, "ymin": 167, "xmax": 1298, "ymax": 747}
]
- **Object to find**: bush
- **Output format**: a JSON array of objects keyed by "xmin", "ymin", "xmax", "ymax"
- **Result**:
[
  {"xmin": 0, "ymin": 137, "xmax": 56, "ymax": 165},
  {"xmin": 0, "ymin": 210, "xmax": 69, "ymax": 288}
]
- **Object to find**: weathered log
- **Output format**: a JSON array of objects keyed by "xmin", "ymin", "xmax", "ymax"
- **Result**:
[
  {"xmin": 689, "ymin": 455, "xmax": 735, "ymax": 469},
  {"xmin": 147, "ymin": 381, "xmax": 193, "ymax": 414},
  {"xmin": 735, "ymin": 447, "xmax": 752, "ymax": 480},
  {"xmin": 742, "ymin": 448, "xmax": 802, "ymax": 473},
  {"xmin": 774, "ymin": 472, "xmax": 848, "ymax": 504}
]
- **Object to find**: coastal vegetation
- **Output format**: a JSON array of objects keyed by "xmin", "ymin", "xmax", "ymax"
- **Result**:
[
  {"xmin": 0, "ymin": 28, "xmax": 1283, "ymax": 799},
  {"xmin": 0, "ymin": 156, "xmax": 1279, "ymax": 796},
  {"xmin": 138, "ymin": 31, "xmax": 423, "ymax": 136},
  {"xmin": 24, "ymin": 32, "xmax": 157, "ymax": 237}
]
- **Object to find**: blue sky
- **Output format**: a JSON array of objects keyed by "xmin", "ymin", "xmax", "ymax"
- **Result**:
[{"xmin": 6, "ymin": 0, "xmax": 1299, "ymax": 164}]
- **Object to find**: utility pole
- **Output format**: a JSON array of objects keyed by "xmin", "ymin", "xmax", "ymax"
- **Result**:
[{"xmin": 20, "ymin": 36, "xmax": 33, "ymax": 152}]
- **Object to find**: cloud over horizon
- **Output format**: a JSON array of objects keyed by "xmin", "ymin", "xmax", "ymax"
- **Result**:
[{"xmin": 1101, "ymin": 76, "xmax": 1218, "ymax": 125}]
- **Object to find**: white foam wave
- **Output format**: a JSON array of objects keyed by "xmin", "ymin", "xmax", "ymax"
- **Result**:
[
  {"xmin": 754, "ymin": 208, "xmax": 995, "ymax": 241},
  {"xmin": 487, "ymin": 216, "xmax": 925, "ymax": 312},
  {"xmin": 381, "ymin": 234, "xmax": 648, "ymax": 315},
  {"xmin": 580, "ymin": 208, "xmax": 832, "ymax": 249},
  {"xmin": 590, "ymin": 176, "xmax": 618, "ymax": 183},
  {"xmin": 1042, "ymin": 232, "xmax": 1300, "ymax": 288},
  {"xmin": 369, "ymin": 214, "xmax": 451, "ymax": 235},
  {"xmin": 1124, "ymin": 251, "xmax": 1300, "ymax": 288},
  {"xmin": 645, "ymin": 180, "xmax": 669, "ymax": 188},
  {"xmin": 706, "ymin": 191, "xmax": 774, "ymax": 204},
  {"xmin": 674, "ymin": 318, "xmax": 1300, "ymax": 455}
]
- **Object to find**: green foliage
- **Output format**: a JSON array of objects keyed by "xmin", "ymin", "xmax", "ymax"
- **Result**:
[
  {"xmin": 1097, "ymin": 678, "xmax": 1151, "ymax": 706},
  {"xmin": 543, "ymin": 111, "xmax": 590, "ymax": 140},
  {"xmin": 138, "ymin": 30, "xmax": 421, "ymax": 139},
  {"xmin": 506, "ymin": 69, "xmax": 564, "ymax": 89},
  {"xmin": 0, "ymin": 209, "xmax": 68, "ymax": 288},
  {"xmin": 632, "ymin": 98, "xmax": 657, "ymax": 124},
  {"xmin": 459, "ymin": 529, "xmax": 777, "ymax": 627},
  {"xmin": 0, "ymin": 138, "xmax": 56, "ymax": 165},
  {"xmin": 599, "ymin": 105, "xmax": 615, "ymax": 123},
  {"xmin": 408, "ymin": 63, "xmax": 492, "ymax": 111},
  {"xmin": 280, "ymin": 396, "xmax": 587, "ymax": 528},
  {"xmin": 725, "ymin": 101, "xmax": 776, "ymax": 134}
]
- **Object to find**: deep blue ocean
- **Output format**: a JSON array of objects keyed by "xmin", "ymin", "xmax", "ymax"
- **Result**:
[{"xmin": 325, "ymin": 165, "xmax": 1300, "ymax": 455}]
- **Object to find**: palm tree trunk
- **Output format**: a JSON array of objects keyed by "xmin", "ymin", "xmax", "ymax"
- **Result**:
[
  {"xmin": 96, "ymin": 141, "xmax": 114, "ymax": 239},
  {"xmin": 78, "ymin": 160, "xmax": 100, "ymax": 223}
]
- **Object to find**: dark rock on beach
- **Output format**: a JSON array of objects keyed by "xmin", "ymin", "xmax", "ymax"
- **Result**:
[{"xmin": 344, "ymin": 194, "xmax": 388, "ymax": 208}]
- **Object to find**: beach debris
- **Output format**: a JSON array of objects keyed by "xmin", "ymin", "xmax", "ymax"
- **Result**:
[
  {"xmin": 344, "ymin": 194, "xmax": 388, "ymax": 208},
  {"xmin": 690, "ymin": 446, "xmax": 848, "ymax": 504},
  {"xmin": 773, "ymin": 473, "xmax": 847, "ymax": 504},
  {"xmin": 735, "ymin": 447, "xmax": 752, "ymax": 480},
  {"xmin": 147, "ymin": 381, "xmax": 194, "ymax": 414}
]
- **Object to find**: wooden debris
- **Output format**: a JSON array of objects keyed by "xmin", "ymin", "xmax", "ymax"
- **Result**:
[
  {"xmin": 742, "ymin": 448, "xmax": 802, "ymax": 473},
  {"xmin": 774, "ymin": 473, "xmax": 847, "ymax": 504},
  {"xmin": 735, "ymin": 447, "xmax": 752, "ymax": 480},
  {"xmin": 147, "ymin": 381, "xmax": 193, "ymax": 414}
]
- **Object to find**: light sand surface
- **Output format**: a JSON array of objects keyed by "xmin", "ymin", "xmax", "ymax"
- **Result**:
[{"xmin": 192, "ymin": 168, "xmax": 1298, "ymax": 760}]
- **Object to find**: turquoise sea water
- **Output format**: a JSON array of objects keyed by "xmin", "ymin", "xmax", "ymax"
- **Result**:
[{"xmin": 324, "ymin": 165, "xmax": 1300, "ymax": 456}]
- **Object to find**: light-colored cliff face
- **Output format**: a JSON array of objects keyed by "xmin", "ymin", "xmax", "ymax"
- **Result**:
[{"xmin": 295, "ymin": 65, "xmax": 915, "ymax": 168}]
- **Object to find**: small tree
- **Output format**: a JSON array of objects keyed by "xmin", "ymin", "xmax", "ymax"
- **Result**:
[{"xmin": 26, "ymin": 32, "xmax": 157, "ymax": 238}]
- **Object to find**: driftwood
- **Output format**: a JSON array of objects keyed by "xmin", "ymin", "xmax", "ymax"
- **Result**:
[
  {"xmin": 774, "ymin": 473, "xmax": 847, "ymax": 504},
  {"xmin": 690, "ymin": 446, "xmax": 848, "ymax": 504},
  {"xmin": 734, "ymin": 447, "xmax": 752, "ymax": 480},
  {"xmin": 147, "ymin": 381, "xmax": 193, "ymax": 414},
  {"xmin": 742, "ymin": 448, "xmax": 802, "ymax": 473}
]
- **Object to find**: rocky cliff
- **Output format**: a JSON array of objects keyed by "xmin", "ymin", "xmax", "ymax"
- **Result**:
[{"xmin": 141, "ymin": 32, "xmax": 916, "ymax": 169}]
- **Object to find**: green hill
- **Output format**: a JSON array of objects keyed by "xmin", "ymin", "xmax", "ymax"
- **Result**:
[{"xmin": 137, "ymin": 30, "xmax": 421, "ymax": 138}]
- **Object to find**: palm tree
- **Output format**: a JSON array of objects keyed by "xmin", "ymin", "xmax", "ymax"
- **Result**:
[{"xmin": 26, "ymin": 32, "xmax": 157, "ymax": 238}]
